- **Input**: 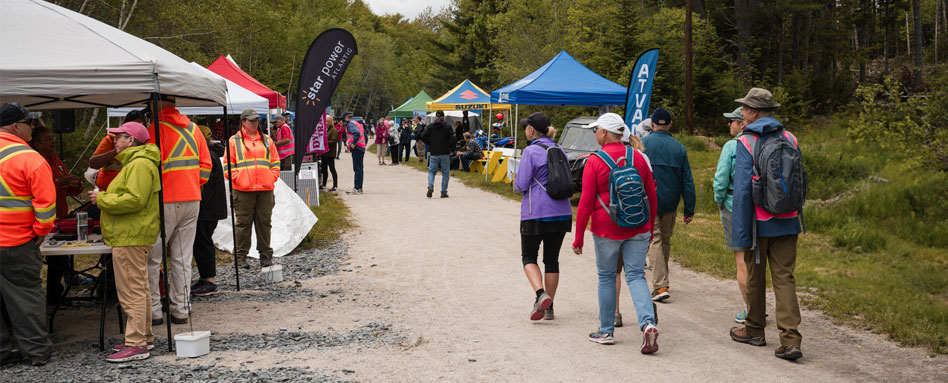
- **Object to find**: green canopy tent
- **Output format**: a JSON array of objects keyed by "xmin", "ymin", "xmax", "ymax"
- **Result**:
[{"xmin": 387, "ymin": 90, "xmax": 433, "ymax": 118}]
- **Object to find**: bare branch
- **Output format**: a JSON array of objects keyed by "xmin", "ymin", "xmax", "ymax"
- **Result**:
[
  {"xmin": 119, "ymin": 0, "xmax": 138, "ymax": 30},
  {"xmin": 143, "ymin": 31, "xmax": 215, "ymax": 40}
]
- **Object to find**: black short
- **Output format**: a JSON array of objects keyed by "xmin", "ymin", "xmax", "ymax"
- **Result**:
[{"xmin": 520, "ymin": 220, "xmax": 570, "ymax": 273}]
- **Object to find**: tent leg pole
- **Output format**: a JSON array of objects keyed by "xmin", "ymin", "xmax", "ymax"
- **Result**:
[
  {"xmin": 224, "ymin": 107, "xmax": 241, "ymax": 292},
  {"xmin": 151, "ymin": 93, "xmax": 173, "ymax": 352},
  {"xmin": 486, "ymin": 105, "xmax": 491, "ymax": 182}
]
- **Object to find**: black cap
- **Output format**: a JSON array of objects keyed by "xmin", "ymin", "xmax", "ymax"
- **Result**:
[
  {"xmin": 435, "ymin": 110, "xmax": 445, "ymax": 117},
  {"xmin": 522, "ymin": 112, "xmax": 550, "ymax": 130},
  {"xmin": 1, "ymin": 102, "xmax": 39, "ymax": 126},
  {"xmin": 651, "ymin": 108, "xmax": 672, "ymax": 126},
  {"xmin": 343, "ymin": 112, "xmax": 353, "ymax": 118}
]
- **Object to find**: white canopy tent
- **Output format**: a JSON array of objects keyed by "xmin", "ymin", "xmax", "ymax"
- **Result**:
[
  {"xmin": 107, "ymin": 63, "xmax": 270, "ymax": 117},
  {"xmin": 0, "ymin": 0, "xmax": 227, "ymax": 109}
]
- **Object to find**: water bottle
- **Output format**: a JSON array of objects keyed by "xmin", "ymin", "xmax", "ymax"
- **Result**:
[{"xmin": 76, "ymin": 211, "xmax": 88, "ymax": 241}]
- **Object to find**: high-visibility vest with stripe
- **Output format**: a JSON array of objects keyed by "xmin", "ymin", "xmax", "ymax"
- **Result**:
[
  {"xmin": 0, "ymin": 132, "xmax": 56, "ymax": 247},
  {"xmin": 275, "ymin": 123, "xmax": 295, "ymax": 159},
  {"xmin": 226, "ymin": 129, "xmax": 281, "ymax": 192},
  {"xmin": 149, "ymin": 117, "xmax": 212, "ymax": 202}
]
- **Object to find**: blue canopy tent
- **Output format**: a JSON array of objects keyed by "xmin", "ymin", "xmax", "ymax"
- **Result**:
[{"xmin": 490, "ymin": 50, "xmax": 627, "ymax": 106}]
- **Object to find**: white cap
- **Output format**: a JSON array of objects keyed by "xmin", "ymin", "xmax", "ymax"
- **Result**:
[
  {"xmin": 586, "ymin": 113, "xmax": 627, "ymax": 136},
  {"xmin": 633, "ymin": 118, "xmax": 652, "ymax": 138}
]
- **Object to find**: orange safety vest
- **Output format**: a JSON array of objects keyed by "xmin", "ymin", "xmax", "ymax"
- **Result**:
[
  {"xmin": 0, "ymin": 132, "xmax": 56, "ymax": 247},
  {"xmin": 147, "ymin": 107, "xmax": 212, "ymax": 202},
  {"xmin": 226, "ymin": 128, "xmax": 281, "ymax": 192}
]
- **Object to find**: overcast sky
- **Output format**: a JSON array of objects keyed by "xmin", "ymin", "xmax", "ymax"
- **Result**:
[{"xmin": 363, "ymin": 0, "xmax": 451, "ymax": 20}]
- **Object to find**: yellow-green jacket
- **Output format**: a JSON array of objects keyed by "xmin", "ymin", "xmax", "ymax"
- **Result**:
[{"xmin": 98, "ymin": 144, "xmax": 161, "ymax": 247}]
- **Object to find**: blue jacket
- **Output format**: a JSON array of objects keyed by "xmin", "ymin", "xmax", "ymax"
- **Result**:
[
  {"xmin": 731, "ymin": 117, "xmax": 802, "ymax": 247},
  {"xmin": 641, "ymin": 131, "xmax": 696, "ymax": 216}
]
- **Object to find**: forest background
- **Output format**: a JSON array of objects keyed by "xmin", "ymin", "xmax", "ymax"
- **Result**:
[{"xmin": 45, "ymin": 0, "xmax": 947, "ymax": 354}]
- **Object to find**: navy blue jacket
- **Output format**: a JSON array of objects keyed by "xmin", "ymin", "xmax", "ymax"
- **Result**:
[{"xmin": 642, "ymin": 131, "xmax": 696, "ymax": 216}]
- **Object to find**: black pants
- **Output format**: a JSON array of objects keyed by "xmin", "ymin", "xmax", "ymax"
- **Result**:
[
  {"xmin": 0, "ymin": 241, "xmax": 52, "ymax": 361},
  {"xmin": 320, "ymin": 157, "xmax": 338, "ymax": 189},
  {"xmin": 45, "ymin": 256, "xmax": 70, "ymax": 304},
  {"xmin": 520, "ymin": 231, "xmax": 567, "ymax": 273},
  {"xmin": 193, "ymin": 220, "xmax": 218, "ymax": 279},
  {"xmin": 390, "ymin": 143, "xmax": 400, "ymax": 164},
  {"xmin": 401, "ymin": 143, "xmax": 411, "ymax": 162}
]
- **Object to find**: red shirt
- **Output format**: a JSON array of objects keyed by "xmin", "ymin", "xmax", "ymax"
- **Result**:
[{"xmin": 573, "ymin": 142, "xmax": 657, "ymax": 249}]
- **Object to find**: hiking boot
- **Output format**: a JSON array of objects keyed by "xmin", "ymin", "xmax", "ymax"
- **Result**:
[
  {"xmin": 29, "ymin": 353, "xmax": 50, "ymax": 367},
  {"xmin": 106, "ymin": 345, "xmax": 149, "ymax": 363},
  {"xmin": 735, "ymin": 309, "xmax": 747, "ymax": 324},
  {"xmin": 543, "ymin": 309, "xmax": 554, "ymax": 320},
  {"xmin": 588, "ymin": 331, "xmax": 614, "ymax": 345},
  {"xmin": 1, "ymin": 350, "xmax": 24, "ymax": 366},
  {"xmin": 775, "ymin": 345, "xmax": 803, "ymax": 360},
  {"xmin": 530, "ymin": 292, "xmax": 553, "ymax": 321},
  {"xmin": 614, "ymin": 312, "xmax": 623, "ymax": 328},
  {"xmin": 651, "ymin": 287, "xmax": 670, "ymax": 302},
  {"xmin": 191, "ymin": 281, "xmax": 219, "ymax": 297},
  {"xmin": 112, "ymin": 342, "xmax": 154, "ymax": 353},
  {"xmin": 152, "ymin": 317, "xmax": 163, "ymax": 326},
  {"xmin": 426, "ymin": 186, "xmax": 433, "ymax": 198},
  {"xmin": 730, "ymin": 326, "xmax": 766, "ymax": 346},
  {"xmin": 260, "ymin": 258, "xmax": 273, "ymax": 268},
  {"xmin": 641, "ymin": 323, "xmax": 659, "ymax": 354},
  {"xmin": 440, "ymin": 192, "xmax": 449, "ymax": 198},
  {"xmin": 171, "ymin": 316, "xmax": 188, "ymax": 325},
  {"xmin": 237, "ymin": 257, "xmax": 251, "ymax": 269}
]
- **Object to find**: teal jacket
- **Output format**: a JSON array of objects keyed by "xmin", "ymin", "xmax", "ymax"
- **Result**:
[
  {"xmin": 98, "ymin": 144, "xmax": 161, "ymax": 247},
  {"xmin": 642, "ymin": 131, "xmax": 696, "ymax": 216},
  {"xmin": 713, "ymin": 136, "xmax": 740, "ymax": 212}
]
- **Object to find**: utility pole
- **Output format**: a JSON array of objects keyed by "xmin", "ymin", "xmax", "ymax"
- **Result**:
[{"xmin": 685, "ymin": 0, "xmax": 695, "ymax": 133}]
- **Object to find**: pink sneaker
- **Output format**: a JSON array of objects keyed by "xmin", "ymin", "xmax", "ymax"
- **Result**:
[
  {"xmin": 106, "ymin": 345, "xmax": 149, "ymax": 363},
  {"xmin": 111, "ymin": 342, "xmax": 154, "ymax": 353},
  {"xmin": 641, "ymin": 323, "xmax": 659, "ymax": 354}
]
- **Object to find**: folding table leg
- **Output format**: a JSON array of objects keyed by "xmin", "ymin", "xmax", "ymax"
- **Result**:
[
  {"xmin": 99, "ymin": 255, "xmax": 110, "ymax": 351},
  {"xmin": 47, "ymin": 255, "xmax": 76, "ymax": 333}
]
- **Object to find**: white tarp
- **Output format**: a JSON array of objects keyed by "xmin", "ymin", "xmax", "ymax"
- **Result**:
[
  {"xmin": 213, "ymin": 176, "xmax": 318, "ymax": 259},
  {"xmin": 0, "ymin": 0, "xmax": 227, "ymax": 109},
  {"xmin": 107, "ymin": 63, "xmax": 269, "ymax": 117}
]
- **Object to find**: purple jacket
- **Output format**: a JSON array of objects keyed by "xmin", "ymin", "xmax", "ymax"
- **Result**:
[{"xmin": 514, "ymin": 137, "xmax": 573, "ymax": 221}]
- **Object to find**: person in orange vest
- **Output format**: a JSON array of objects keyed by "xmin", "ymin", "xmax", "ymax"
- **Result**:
[
  {"xmin": 0, "ymin": 102, "xmax": 55, "ymax": 367},
  {"xmin": 227, "ymin": 109, "xmax": 281, "ymax": 269},
  {"xmin": 145, "ymin": 95, "xmax": 212, "ymax": 325}
]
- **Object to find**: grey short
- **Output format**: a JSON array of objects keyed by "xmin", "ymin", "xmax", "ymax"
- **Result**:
[{"xmin": 719, "ymin": 207, "xmax": 743, "ymax": 251}]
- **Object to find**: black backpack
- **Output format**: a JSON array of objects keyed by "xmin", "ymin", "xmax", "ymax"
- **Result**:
[
  {"xmin": 738, "ymin": 129, "xmax": 807, "ymax": 214},
  {"xmin": 533, "ymin": 143, "xmax": 574, "ymax": 200}
]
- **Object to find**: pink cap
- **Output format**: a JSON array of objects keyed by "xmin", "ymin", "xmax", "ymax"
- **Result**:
[{"xmin": 107, "ymin": 122, "xmax": 150, "ymax": 143}]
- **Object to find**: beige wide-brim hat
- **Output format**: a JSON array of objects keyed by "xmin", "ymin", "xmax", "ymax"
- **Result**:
[{"xmin": 735, "ymin": 88, "xmax": 780, "ymax": 109}]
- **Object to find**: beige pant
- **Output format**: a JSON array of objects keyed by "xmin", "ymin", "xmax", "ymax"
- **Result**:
[
  {"xmin": 148, "ymin": 201, "xmax": 200, "ymax": 319},
  {"xmin": 648, "ymin": 212, "xmax": 677, "ymax": 290},
  {"xmin": 113, "ymin": 246, "xmax": 154, "ymax": 347}
]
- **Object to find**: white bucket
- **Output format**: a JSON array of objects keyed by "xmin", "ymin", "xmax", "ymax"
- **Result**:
[
  {"xmin": 174, "ymin": 330, "xmax": 210, "ymax": 358},
  {"xmin": 262, "ymin": 265, "xmax": 283, "ymax": 283}
]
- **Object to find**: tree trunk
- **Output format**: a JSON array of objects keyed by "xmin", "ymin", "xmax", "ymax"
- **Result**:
[
  {"xmin": 884, "ymin": 0, "xmax": 890, "ymax": 74},
  {"xmin": 913, "ymin": 0, "xmax": 923, "ymax": 87},
  {"xmin": 734, "ymin": 0, "xmax": 754, "ymax": 86},
  {"xmin": 778, "ymin": 16, "xmax": 784, "ymax": 85}
]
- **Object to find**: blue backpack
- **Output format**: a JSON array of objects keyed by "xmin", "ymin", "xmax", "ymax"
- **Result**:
[{"xmin": 593, "ymin": 147, "xmax": 650, "ymax": 228}]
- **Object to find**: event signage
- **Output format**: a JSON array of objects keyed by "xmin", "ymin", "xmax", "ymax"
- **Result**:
[
  {"xmin": 306, "ymin": 110, "xmax": 328, "ymax": 154},
  {"xmin": 623, "ymin": 49, "xmax": 660, "ymax": 134},
  {"xmin": 294, "ymin": 28, "xmax": 358, "ymax": 171}
]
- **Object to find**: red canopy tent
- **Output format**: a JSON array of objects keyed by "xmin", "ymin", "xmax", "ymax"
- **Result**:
[{"xmin": 207, "ymin": 55, "xmax": 286, "ymax": 109}]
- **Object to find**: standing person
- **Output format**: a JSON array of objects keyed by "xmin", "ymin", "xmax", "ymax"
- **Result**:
[
  {"xmin": 375, "ymin": 119, "xmax": 388, "ymax": 165},
  {"xmin": 413, "ymin": 116, "xmax": 426, "ymax": 162},
  {"xmin": 344, "ymin": 112, "xmax": 366, "ymax": 194},
  {"xmin": 272, "ymin": 114, "xmax": 295, "ymax": 171},
  {"xmin": 454, "ymin": 120, "xmax": 466, "ymax": 143},
  {"xmin": 399, "ymin": 119, "xmax": 412, "ymax": 163},
  {"xmin": 88, "ymin": 122, "xmax": 160, "ymax": 362},
  {"xmin": 320, "ymin": 116, "xmax": 339, "ymax": 192},
  {"xmin": 388, "ymin": 120, "xmax": 400, "ymax": 165},
  {"xmin": 191, "ymin": 136, "xmax": 226, "ymax": 297},
  {"xmin": 514, "ymin": 113, "xmax": 571, "ymax": 321},
  {"xmin": 27, "ymin": 123, "xmax": 82, "ymax": 307},
  {"xmin": 336, "ymin": 118, "xmax": 346, "ymax": 159},
  {"xmin": 90, "ymin": 110, "xmax": 147, "ymax": 192},
  {"xmin": 0, "ymin": 103, "xmax": 55, "ymax": 367},
  {"xmin": 455, "ymin": 132, "xmax": 483, "ymax": 172},
  {"xmin": 641, "ymin": 108, "xmax": 695, "ymax": 303},
  {"xmin": 714, "ymin": 107, "xmax": 749, "ymax": 323},
  {"xmin": 227, "ymin": 109, "xmax": 281, "ymax": 269},
  {"xmin": 421, "ymin": 110, "xmax": 456, "ymax": 198},
  {"xmin": 572, "ymin": 113, "xmax": 659, "ymax": 353},
  {"xmin": 614, "ymin": 131, "xmax": 651, "ymax": 327},
  {"xmin": 145, "ymin": 94, "xmax": 213, "ymax": 325},
  {"xmin": 728, "ymin": 88, "xmax": 804, "ymax": 361}
]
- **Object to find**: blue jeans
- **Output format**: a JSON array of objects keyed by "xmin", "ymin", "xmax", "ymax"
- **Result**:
[
  {"xmin": 593, "ymin": 233, "xmax": 656, "ymax": 334},
  {"xmin": 351, "ymin": 147, "xmax": 364, "ymax": 190},
  {"xmin": 427, "ymin": 154, "xmax": 451, "ymax": 193}
]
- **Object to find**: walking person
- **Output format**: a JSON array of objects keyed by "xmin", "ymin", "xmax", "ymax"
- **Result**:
[
  {"xmin": 336, "ymin": 118, "xmax": 345, "ymax": 159},
  {"xmin": 320, "ymin": 116, "xmax": 339, "ymax": 192},
  {"xmin": 344, "ymin": 112, "xmax": 366, "ymax": 194},
  {"xmin": 728, "ymin": 88, "xmax": 805, "ymax": 361},
  {"xmin": 421, "ymin": 110, "xmax": 456, "ymax": 198},
  {"xmin": 145, "ymin": 95, "xmax": 213, "ymax": 325},
  {"xmin": 714, "ymin": 107, "xmax": 749, "ymax": 323},
  {"xmin": 0, "ymin": 103, "xmax": 55, "ymax": 367},
  {"xmin": 572, "ymin": 113, "xmax": 659, "ymax": 353},
  {"xmin": 614, "ymin": 131, "xmax": 651, "ymax": 327},
  {"xmin": 641, "ymin": 108, "xmax": 695, "ymax": 303},
  {"xmin": 89, "ymin": 122, "xmax": 161, "ymax": 362},
  {"xmin": 514, "ymin": 113, "xmax": 571, "ymax": 321},
  {"xmin": 226, "ymin": 109, "xmax": 281, "ymax": 269},
  {"xmin": 399, "ymin": 119, "xmax": 413, "ymax": 163},
  {"xmin": 388, "ymin": 119, "xmax": 400, "ymax": 165},
  {"xmin": 375, "ymin": 119, "xmax": 388, "ymax": 165},
  {"xmin": 191, "ymin": 136, "xmax": 226, "ymax": 297}
]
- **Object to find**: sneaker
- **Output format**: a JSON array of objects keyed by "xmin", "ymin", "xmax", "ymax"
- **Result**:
[
  {"xmin": 328, "ymin": 187, "xmax": 337, "ymax": 192},
  {"xmin": 775, "ymin": 345, "xmax": 803, "ymax": 360},
  {"xmin": 112, "ymin": 342, "xmax": 155, "ymax": 353},
  {"xmin": 614, "ymin": 312, "xmax": 623, "ymax": 328},
  {"xmin": 735, "ymin": 309, "xmax": 747, "ymax": 324},
  {"xmin": 543, "ymin": 309, "xmax": 554, "ymax": 320},
  {"xmin": 106, "ymin": 345, "xmax": 149, "ymax": 363},
  {"xmin": 190, "ymin": 279, "xmax": 203, "ymax": 290},
  {"xmin": 641, "ymin": 323, "xmax": 659, "ymax": 354},
  {"xmin": 440, "ymin": 193, "xmax": 449, "ymax": 198},
  {"xmin": 191, "ymin": 281, "xmax": 219, "ymax": 297},
  {"xmin": 588, "ymin": 331, "xmax": 615, "ymax": 345},
  {"xmin": 426, "ymin": 186, "xmax": 433, "ymax": 198},
  {"xmin": 729, "ymin": 326, "xmax": 766, "ymax": 346},
  {"xmin": 171, "ymin": 316, "xmax": 188, "ymax": 325},
  {"xmin": 530, "ymin": 292, "xmax": 553, "ymax": 321},
  {"xmin": 152, "ymin": 317, "xmax": 163, "ymax": 326},
  {"xmin": 651, "ymin": 287, "xmax": 670, "ymax": 302}
]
